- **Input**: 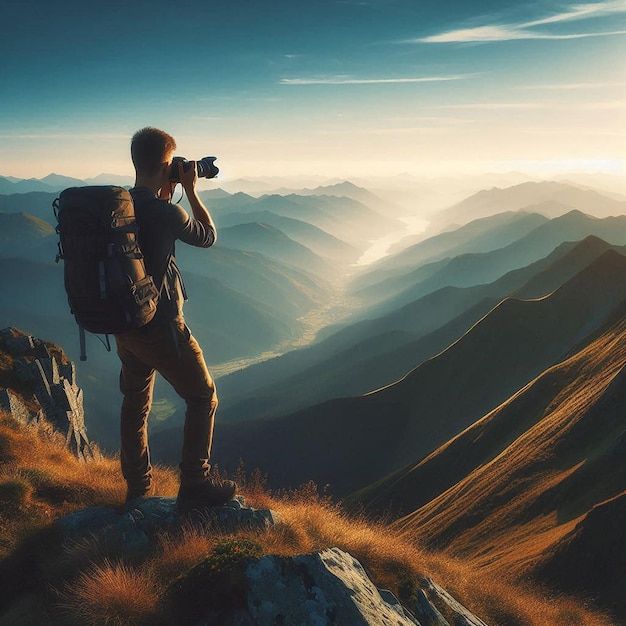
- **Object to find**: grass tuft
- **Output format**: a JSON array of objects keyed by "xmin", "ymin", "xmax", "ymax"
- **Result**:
[{"xmin": 58, "ymin": 559, "xmax": 161, "ymax": 626}]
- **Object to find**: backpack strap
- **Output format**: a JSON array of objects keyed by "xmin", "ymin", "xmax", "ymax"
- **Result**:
[
  {"xmin": 77, "ymin": 325, "xmax": 111, "ymax": 361},
  {"xmin": 79, "ymin": 325, "xmax": 87, "ymax": 362}
]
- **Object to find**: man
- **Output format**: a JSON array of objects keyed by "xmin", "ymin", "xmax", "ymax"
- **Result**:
[{"xmin": 114, "ymin": 126, "xmax": 236, "ymax": 508}]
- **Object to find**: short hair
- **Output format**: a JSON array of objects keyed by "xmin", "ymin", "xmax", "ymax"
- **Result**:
[{"xmin": 131, "ymin": 127, "xmax": 177, "ymax": 177}]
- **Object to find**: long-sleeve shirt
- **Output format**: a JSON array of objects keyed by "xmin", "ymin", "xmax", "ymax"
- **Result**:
[{"xmin": 130, "ymin": 186, "xmax": 216, "ymax": 325}]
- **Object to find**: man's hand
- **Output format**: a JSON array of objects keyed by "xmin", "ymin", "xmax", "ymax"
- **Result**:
[
  {"xmin": 179, "ymin": 160, "xmax": 198, "ymax": 194},
  {"xmin": 179, "ymin": 159, "xmax": 217, "ymax": 237}
]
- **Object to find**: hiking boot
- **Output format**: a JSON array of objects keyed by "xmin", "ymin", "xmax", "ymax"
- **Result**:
[
  {"xmin": 125, "ymin": 482, "xmax": 155, "ymax": 504},
  {"xmin": 176, "ymin": 477, "xmax": 237, "ymax": 510}
]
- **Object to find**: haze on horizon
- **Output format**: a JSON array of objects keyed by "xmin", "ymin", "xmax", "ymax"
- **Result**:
[{"xmin": 1, "ymin": 0, "xmax": 624, "ymax": 182}]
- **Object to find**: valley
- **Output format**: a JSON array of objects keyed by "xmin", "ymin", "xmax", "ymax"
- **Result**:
[{"xmin": 211, "ymin": 213, "xmax": 429, "ymax": 377}]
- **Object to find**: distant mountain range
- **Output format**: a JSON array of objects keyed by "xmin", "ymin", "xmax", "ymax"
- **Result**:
[
  {"xmin": 350, "ymin": 210, "xmax": 550, "ymax": 304},
  {"xmin": 431, "ymin": 180, "xmax": 626, "ymax": 227},
  {"xmin": 359, "ymin": 209, "xmax": 626, "ymax": 319},
  {"xmin": 216, "ymin": 235, "xmax": 621, "ymax": 424},
  {"xmin": 202, "ymin": 191, "xmax": 402, "ymax": 250},
  {"xmin": 0, "ymin": 173, "xmax": 135, "ymax": 194},
  {"xmin": 0, "ymin": 173, "xmax": 377, "ymax": 201}
]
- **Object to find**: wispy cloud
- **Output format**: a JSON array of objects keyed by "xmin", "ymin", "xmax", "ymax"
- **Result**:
[
  {"xmin": 411, "ymin": 1, "xmax": 626, "ymax": 43},
  {"xmin": 524, "ymin": 1, "xmax": 626, "ymax": 26},
  {"xmin": 280, "ymin": 74, "xmax": 473, "ymax": 85},
  {"xmin": 417, "ymin": 27, "xmax": 626, "ymax": 43},
  {"xmin": 441, "ymin": 102, "xmax": 547, "ymax": 110}
]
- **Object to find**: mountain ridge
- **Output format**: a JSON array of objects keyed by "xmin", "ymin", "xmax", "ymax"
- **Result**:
[
  {"xmin": 154, "ymin": 248, "xmax": 626, "ymax": 499},
  {"xmin": 431, "ymin": 180, "xmax": 626, "ymax": 226},
  {"xmin": 216, "ymin": 236, "xmax": 621, "ymax": 423}
]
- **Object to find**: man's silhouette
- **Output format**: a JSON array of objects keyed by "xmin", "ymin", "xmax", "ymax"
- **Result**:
[{"xmin": 114, "ymin": 127, "xmax": 235, "ymax": 507}]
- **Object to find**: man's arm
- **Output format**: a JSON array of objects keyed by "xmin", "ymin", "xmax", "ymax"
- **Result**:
[{"xmin": 179, "ymin": 161, "xmax": 218, "ymax": 243}]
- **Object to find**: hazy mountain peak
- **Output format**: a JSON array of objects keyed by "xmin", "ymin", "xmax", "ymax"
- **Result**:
[
  {"xmin": 40, "ymin": 173, "xmax": 86, "ymax": 186},
  {"xmin": 553, "ymin": 208, "xmax": 596, "ymax": 222},
  {"xmin": 433, "ymin": 179, "xmax": 626, "ymax": 228}
]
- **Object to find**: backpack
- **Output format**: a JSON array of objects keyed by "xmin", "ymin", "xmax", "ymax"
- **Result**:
[{"xmin": 54, "ymin": 186, "xmax": 159, "ymax": 357}]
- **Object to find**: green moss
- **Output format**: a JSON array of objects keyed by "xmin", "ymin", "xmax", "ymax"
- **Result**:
[{"xmin": 166, "ymin": 538, "xmax": 263, "ymax": 624}]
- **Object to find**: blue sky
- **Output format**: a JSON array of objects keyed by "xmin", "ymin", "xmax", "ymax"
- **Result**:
[{"xmin": 1, "ymin": 0, "xmax": 624, "ymax": 180}]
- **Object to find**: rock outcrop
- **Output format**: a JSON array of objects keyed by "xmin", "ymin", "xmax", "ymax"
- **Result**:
[
  {"xmin": 0, "ymin": 327, "xmax": 97, "ymax": 460},
  {"xmin": 55, "ymin": 495, "xmax": 277, "ymax": 554},
  {"xmin": 241, "ymin": 550, "xmax": 488, "ymax": 626},
  {"xmin": 51, "ymin": 495, "xmax": 488, "ymax": 626},
  {"xmin": 244, "ymin": 548, "xmax": 419, "ymax": 625}
]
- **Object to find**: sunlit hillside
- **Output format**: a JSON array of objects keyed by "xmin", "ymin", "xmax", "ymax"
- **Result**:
[{"xmin": 347, "ymin": 298, "xmax": 626, "ymax": 622}]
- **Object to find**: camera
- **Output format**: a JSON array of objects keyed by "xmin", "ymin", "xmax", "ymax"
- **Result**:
[{"xmin": 169, "ymin": 156, "xmax": 219, "ymax": 182}]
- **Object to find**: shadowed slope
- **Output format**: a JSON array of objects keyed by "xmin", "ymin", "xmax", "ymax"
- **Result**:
[
  {"xmin": 536, "ymin": 491, "xmax": 626, "ymax": 620},
  {"xmin": 367, "ymin": 210, "xmax": 626, "ymax": 317},
  {"xmin": 0, "ymin": 191, "xmax": 59, "ymax": 220},
  {"xmin": 0, "ymin": 212, "xmax": 56, "ymax": 261},
  {"xmin": 176, "ymin": 244, "xmax": 330, "ymax": 318},
  {"xmin": 217, "ymin": 236, "xmax": 619, "ymax": 423},
  {"xmin": 216, "ymin": 210, "xmax": 360, "ymax": 264},
  {"xmin": 216, "ymin": 222, "xmax": 334, "ymax": 278}
]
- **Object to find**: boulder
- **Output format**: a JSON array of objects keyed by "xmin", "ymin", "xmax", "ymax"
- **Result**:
[{"xmin": 244, "ymin": 547, "xmax": 420, "ymax": 625}]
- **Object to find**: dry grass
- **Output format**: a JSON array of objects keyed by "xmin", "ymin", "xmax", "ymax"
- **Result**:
[
  {"xmin": 148, "ymin": 480, "xmax": 615, "ymax": 626},
  {"xmin": 0, "ymin": 414, "xmax": 618, "ymax": 626},
  {"xmin": 422, "ymin": 551, "xmax": 614, "ymax": 626},
  {"xmin": 0, "ymin": 411, "xmax": 178, "ymax": 556},
  {"xmin": 58, "ymin": 559, "xmax": 161, "ymax": 626}
]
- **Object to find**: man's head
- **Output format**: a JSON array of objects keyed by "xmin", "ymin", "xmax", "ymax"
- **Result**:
[{"xmin": 131, "ymin": 127, "xmax": 177, "ymax": 180}]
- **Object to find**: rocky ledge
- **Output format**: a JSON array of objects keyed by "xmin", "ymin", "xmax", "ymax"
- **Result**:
[{"xmin": 0, "ymin": 327, "xmax": 97, "ymax": 460}]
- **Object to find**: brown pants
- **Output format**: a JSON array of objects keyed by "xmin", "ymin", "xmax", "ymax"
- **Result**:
[{"xmin": 114, "ymin": 319, "xmax": 218, "ymax": 490}]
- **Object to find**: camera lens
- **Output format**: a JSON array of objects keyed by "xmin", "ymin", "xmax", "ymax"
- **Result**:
[{"xmin": 197, "ymin": 157, "xmax": 219, "ymax": 179}]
